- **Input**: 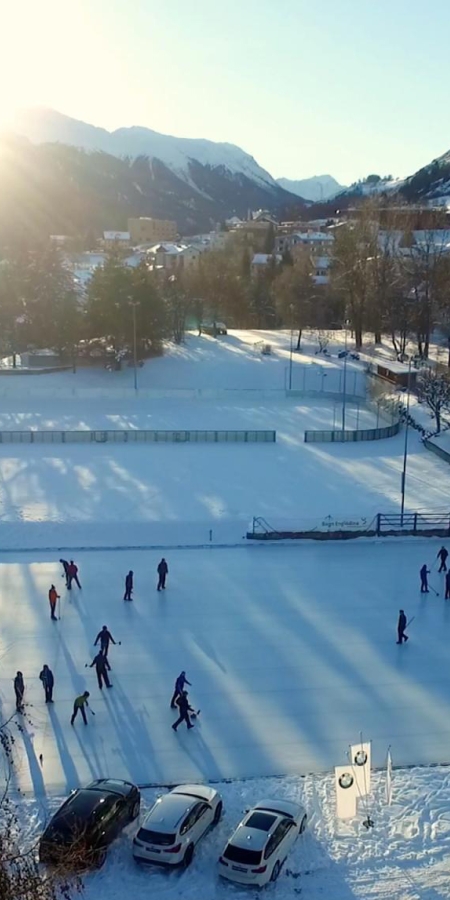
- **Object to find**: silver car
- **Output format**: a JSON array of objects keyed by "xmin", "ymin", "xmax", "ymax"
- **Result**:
[{"xmin": 133, "ymin": 784, "xmax": 222, "ymax": 867}]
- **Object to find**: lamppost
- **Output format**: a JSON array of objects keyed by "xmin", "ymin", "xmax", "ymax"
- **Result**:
[
  {"xmin": 288, "ymin": 303, "xmax": 294, "ymax": 391},
  {"xmin": 400, "ymin": 357, "xmax": 412, "ymax": 525},
  {"xmin": 342, "ymin": 319, "xmax": 349, "ymax": 432},
  {"xmin": 128, "ymin": 299, "xmax": 139, "ymax": 392}
]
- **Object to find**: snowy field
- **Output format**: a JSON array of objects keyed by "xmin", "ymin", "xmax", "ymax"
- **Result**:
[
  {"xmin": 16, "ymin": 765, "xmax": 450, "ymax": 899},
  {"xmin": 3, "ymin": 539, "xmax": 450, "ymax": 796},
  {"xmin": 1, "ymin": 330, "xmax": 450, "ymax": 898}
]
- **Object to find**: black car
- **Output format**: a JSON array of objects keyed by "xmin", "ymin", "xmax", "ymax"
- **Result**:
[{"xmin": 39, "ymin": 778, "xmax": 140, "ymax": 868}]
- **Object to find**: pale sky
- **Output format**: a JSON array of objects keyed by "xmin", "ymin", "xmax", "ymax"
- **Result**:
[{"xmin": 2, "ymin": 0, "xmax": 449, "ymax": 184}]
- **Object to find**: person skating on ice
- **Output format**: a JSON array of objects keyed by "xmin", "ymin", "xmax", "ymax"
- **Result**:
[
  {"xmin": 157, "ymin": 558, "xmax": 168, "ymax": 591},
  {"xmin": 172, "ymin": 690, "xmax": 194, "ymax": 731},
  {"xmin": 94, "ymin": 626, "xmax": 117, "ymax": 670},
  {"xmin": 71, "ymin": 691, "xmax": 90, "ymax": 725},
  {"xmin": 39, "ymin": 664, "xmax": 54, "ymax": 702},
  {"xmin": 397, "ymin": 609, "xmax": 408, "ymax": 644},
  {"xmin": 67, "ymin": 560, "xmax": 81, "ymax": 590},
  {"xmin": 420, "ymin": 564, "xmax": 430, "ymax": 593},
  {"xmin": 48, "ymin": 585, "xmax": 60, "ymax": 620},
  {"xmin": 88, "ymin": 650, "xmax": 113, "ymax": 690},
  {"xmin": 445, "ymin": 571, "xmax": 450, "ymax": 600},
  {"xmin": 124, "ymin": 570, "xmax": 133, "ymax": 601},
  {"xmin": 59, "ymin": 558, "xmax": 70, "ymax": 588},
  {"xmin": 14, "ymin": 671, "xmax": 24, "ymax": 712},
  {"xmin": 170, "ymin": 671, "xmax": 191, "ymax": 708},
  {"xmin": 437, "ymin": 546, "xmax": 449, "ymax": 573}
]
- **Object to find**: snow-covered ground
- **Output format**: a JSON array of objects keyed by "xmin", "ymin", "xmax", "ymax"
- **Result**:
[
  {"xmin": 16, "ymin": 766, "xmax": 450, "ymax": 900},
  {"xmin": 1, "ymin": 330, "xmax": 449, "ymax": 898}
]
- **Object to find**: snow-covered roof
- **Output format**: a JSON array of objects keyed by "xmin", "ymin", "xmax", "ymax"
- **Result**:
[
  {"xmin": 103, "ymin": 231, "xmax": 130, "ymax": 241},
  {"xmin": 293, "ymin": 231, "xmax": 334, "ymax": 242},
  {"xmin": 149, "ymin": 242, "xmax": 187, "ymax": 255},
  {"xmin": 252, "ymin": 253, "xmax": 282, "ymax": 265}
]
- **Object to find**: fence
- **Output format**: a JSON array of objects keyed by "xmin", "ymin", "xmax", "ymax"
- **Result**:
[
  {"xmin": 424, "ymin": 438, "xmax": 450, "ymax": 465},
  {"xmin": 285, "ymin": 364, "xmax": 367, "ymax": 398},
  {"xmin": 247, "ymin": 510, "xmax": 450, "ymax": 541},
  {"xmin": 0, "ymin": 429, "xmax": 276, "ymax": 445},
  {"xmin": 304, "ymin": 421, "xmax": 401, "ymax": 443}
]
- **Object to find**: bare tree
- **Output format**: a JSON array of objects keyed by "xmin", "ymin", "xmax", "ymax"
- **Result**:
[
  {"xmin": 315, "ymin": 329, "xmax": 332, "ymax": 353},
  {"xmin": 274, "ymin": 251, "xmax": 316, "ymax": 350},
  {"xmin": 400, "ymin": 223, "xmax": 450, "ymax": 358},
  {"xmin": 331, "ymin": 203, "xmax": 378, "ymax": 349},
  {"xmin": 417, "ymin": 367, "xmax": 450, "ymax": 433}
]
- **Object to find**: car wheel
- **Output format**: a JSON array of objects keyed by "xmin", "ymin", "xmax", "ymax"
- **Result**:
[
  {"xmin": 130, "ymin": 799, "xmax": 140, "ymax": 821},
  {"xmin": 213, "ymin": 801, "xmax": 223, "ymax": 825},
  {"xmin": 182, "ymin": 844, "xmax": 194, "ymax": 868},
  {"xmin": 95, "ymin": 849, "xmax": 107, "ymax": 869},
  {"xmin": 271, "ymin": 860, "xmax": 281, "ymax": 882},
  {"xmin": 299, "ymin": 814, "xmax": 307, "ymax": 834}
]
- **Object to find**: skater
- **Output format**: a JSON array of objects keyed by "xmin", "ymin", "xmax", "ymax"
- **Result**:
[
  {"xmin": 94, "ymin": 626, "xmax": 117, "ymax": 669},
  {"xmin": 446, "ymin": 571, "xmax": 450, "ymax": 600},
  {"xmin": 88, "ymin": 650, "xmax": 112, "ymax": 690},
  {"xmin": 437, "ymin": 546, "xmax": 449, "ymax": 573},
  {"xmin": 170, "ymin": 670, "xmax": 191, "ymax": 708},
  {"xmin": 172, "ymin": 690, "xmax": 194, "ymax": 731},
  {"xmin": 14, "ymin": 671, "xmax": 24, "ymax": 712},
  {"xmin": 48, "ymin": 584, "xmax": 60, "ymax": 620},
  {"xmin": 70, "ymin": 691, "xmax": 90, "ymax": 725},
  {"xmin": 124, "ymin": 570, "xmax": 133, "ymax": 601},
  {"xmin": 420, "ymin": 564, "xmax": 430, "ymax": 593},
  {"xmin": 67, "ymin": 560, "xmax": 81, "ymax": 590},
  {"xmin": 157, "ymin": 558, "xmax": 168, "ymax": 591},
  {"xmin": 397, "ymin": 609, "xmax": 409, "ymax": 644},
  {"xmin": 39, "ymin": 664, "xmax": 54, "ymax": 702},
  {"xmin": 59, "ymin": 558, "xmax": 70, "ymax": 588}
]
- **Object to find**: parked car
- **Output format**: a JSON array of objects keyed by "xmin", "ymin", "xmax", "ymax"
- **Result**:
[
  {"xmin": 39, "ymin": 778, "xmax": 140, "ymax": 869},
  {"xmin": 200, "ymin": 322, "xmax": 228, "ymax": 336},
  {"xmin": 218, "ymin": 798, "xmax": 307, "ymax": 887},
  {"xmin": 132, "ymin": 783, "xmax": 222, "ymax": 867}
]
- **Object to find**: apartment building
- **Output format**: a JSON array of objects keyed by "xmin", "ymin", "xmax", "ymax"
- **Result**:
[{"xmin": 128, "ymin": 217, "xmax": 177, "ymax": 245}]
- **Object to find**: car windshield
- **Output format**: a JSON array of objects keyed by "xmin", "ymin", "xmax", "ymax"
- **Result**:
[
  {"xmin": 137, "ymin": 827, "xmax": 176, "ymax": 846},
  {"xmin": 223, "ymin": 844, "xmax": 262, "ymax": 865},
  {"xmin": 246, "ymin": 812, "xmax": 277, "ymax": 831}
]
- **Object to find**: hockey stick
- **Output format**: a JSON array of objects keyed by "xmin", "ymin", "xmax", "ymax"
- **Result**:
[
  {"xmin": 429, "ymin": 584, "xmax": 439, "ymax": 596},
  {"xmin": 89, "ymin": 707, "xmax": 96, "ymax": 717},
  {"xmin": 190, "ymin": 709, "xmax": 201, "ymax": 719},
  {"xmin": 406, "ymin": 616, "xmax": 415, "ymax": 628}
]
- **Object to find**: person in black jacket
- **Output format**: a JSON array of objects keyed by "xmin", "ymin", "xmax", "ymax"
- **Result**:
[
  {"xmin": 124, "ymin": 571, "xmax": 133, "ymax": 601},
  {"xmin": 39, "ymin": 664, "xmax": 54, "ymax": 702},
  {"xmin": 420, "ymin": 564, "xmax": 430, "ymax": 593},
  {"xmin": 89, "ymin": 650, "xmax": 112, "ymax": 689},
  {"xmin": 172, "ymin": 691, "xmax": 194, "ymax": 731},
  {"xmin": 94, "ymin": 626, "xmax": 117, "ymax": 669},
  {"xmin": 397, "ymin": 609, "xmax": 408, "ymax": 644},
  {"xmin": 446, "ymin": 571, "xmax": 450, "ymax": 600},
  {"xmin": 14, "ymin": 671, "xmax": 24, "ymax": 711},
  {"xmin": 157, "ymin": 558, "xmax": 168, "ymax": 591},
  {"xmin": 170, "ymin": 671, "xmax": 191, "ymax": 708},
  {"xmin": 438, "ymin": 546, "xmax": 449, "ymax": 573},
  {"xmin": 59, "ymin": 558, "xmax": 70, "ymax": 588}
]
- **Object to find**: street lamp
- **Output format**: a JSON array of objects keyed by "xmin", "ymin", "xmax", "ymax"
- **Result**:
[
  {"xmin": 400, "ymin": 357, "xmax": 412, "ymax": 525},
  {"xmin": 288, "ymin": 303, "xmax": 294, "ymax": 391},
  {"xmin": 341, "ymin": 319, "xmax": 349, "ymax": 432},
  {"xmin": 128, "ymin": 299, "xmax": 139, "ymax": 392}
]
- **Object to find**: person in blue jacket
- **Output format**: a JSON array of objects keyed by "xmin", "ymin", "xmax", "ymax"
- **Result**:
[
  {"xmin": 170, "ymin": 670, "xmax": 191, "ymax": 708},
  {"xmin": 39, "ymin": 664, "xmax": 54, "ymax": 702}
]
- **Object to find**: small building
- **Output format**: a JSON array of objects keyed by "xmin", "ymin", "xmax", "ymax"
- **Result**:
[
  {"xmin": 103, "ymin": 231, "xmax": 131, "ymax": 246},
  {"xmin": 370, "ymin": 359, "xmax": 418, "ymax": 389},
  {"xmin": 128, "ymin": 217, "xmax": 177, "ymax": 245},
  {"xmin": 251, "ymin": 253, "xmax": 282, "ymax": 274}
]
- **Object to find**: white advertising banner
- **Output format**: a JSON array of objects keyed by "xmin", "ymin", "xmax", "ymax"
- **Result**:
[
  {"xmin": 335, "ymin": 766, "xmax": 357, "ymax": 819},
  {"xmin": 349, "ymin": 741, "xmax": 371, "ymax": 797},
  {"xmin": 386, "ymin": 749, "xmax": 393, "ymax": 806}
]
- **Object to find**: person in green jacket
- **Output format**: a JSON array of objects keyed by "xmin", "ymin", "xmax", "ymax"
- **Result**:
[{"xmin": 70, "ymin": 691, "xmax": 90, "ymax": 725}]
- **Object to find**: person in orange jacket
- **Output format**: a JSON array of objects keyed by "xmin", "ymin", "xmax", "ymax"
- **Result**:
[{"xmin": 48, "ymin": 584, "xmax": 60, "ymax": 621}]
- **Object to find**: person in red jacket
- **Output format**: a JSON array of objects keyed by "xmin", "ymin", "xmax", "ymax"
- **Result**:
[{"xmin": 67, "ymin": 560, "xmax": 81, "ymax": 590}]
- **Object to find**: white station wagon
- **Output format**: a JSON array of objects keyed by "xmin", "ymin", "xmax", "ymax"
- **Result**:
[
  {"xmin": 132, "ymin": 784, "xmax": 222, "ymax": 867},
  {"xmin": 218, "ymin": 798, "xmax": 307, "ymax": 886}
]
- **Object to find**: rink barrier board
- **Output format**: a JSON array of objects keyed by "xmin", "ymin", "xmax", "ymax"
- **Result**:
[
  {"xmin": 424, "ymin": 438, "xmax": 450, "ymax": 465},
  {"xmin": 304, "ymin": 421, "xmax": 401, "ymax": 443},
  {"xmin": 247, "ymin": 512, "xmax": 450, "ymax": 541},
  {"xmin": 0, "ymin": 429, "xmax": 276, "ymax": 444}
]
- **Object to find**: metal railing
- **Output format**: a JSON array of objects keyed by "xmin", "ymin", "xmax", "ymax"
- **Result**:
[
  {"xmin": 247, "ymin": 510, "xmax": 450, "ymax": 540},
  {"xmin": 0, "ymin": 429, "xmax": 276, "ymax": 445},
  {"xmin": 305, "ymin": 421, "xmax": 401, "ymax": 443}
]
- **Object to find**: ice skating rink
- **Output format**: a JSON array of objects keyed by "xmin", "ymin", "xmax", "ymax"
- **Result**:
[{"xmin": 1, "ymin": 538, "xmax": 450, "ymax": 793}]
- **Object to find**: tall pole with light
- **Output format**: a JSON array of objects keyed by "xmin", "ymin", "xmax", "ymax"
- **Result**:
[
  {"xmin": 341, "ymin": 319, "xmax": 349, "ymax": 432},
  {"xmin": 288, "ymin": 303, "xmax": 294, "ymax": 391},
  {"xmin": 400, "ymin": 357, "xmax": 412, "ymax": 525},
  {"xmin": 129, "ymin": 299, "xmax": 139, "ymax": 392}
]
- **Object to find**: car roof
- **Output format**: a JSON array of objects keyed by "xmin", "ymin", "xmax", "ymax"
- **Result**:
[
  {"xmin": 55, "ymin": 789, "xmax": 112, "ymax": 820},
  {"xmin": 171, "ymin": 784, "xmax": 218, "ymax": 804},
  {"xmin": 143, "ymin": 792, "xmax": 201, "ymax": 832},
  {"xmin": 252, "ymin": 798, "xmax": 305, "ymax": 819},
  {"xmin": 228, "ymin": 818, "xmax": 280, "ymax": 853},
  {"xmin": 85, "ymin": 779, "xmax": 135, "ymax": 797}
]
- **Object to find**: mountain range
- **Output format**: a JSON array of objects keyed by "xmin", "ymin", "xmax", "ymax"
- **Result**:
[
  {"xmin": 0, "ymin": 108, "xmax": 449, "ymax": 245},
  {"xmin": 276, "ymin": 175, "xmax": 345, "ymax": 201}
]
